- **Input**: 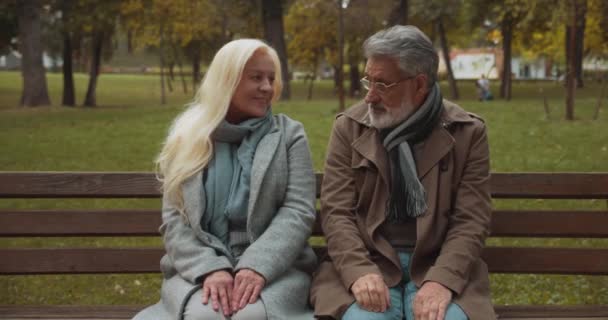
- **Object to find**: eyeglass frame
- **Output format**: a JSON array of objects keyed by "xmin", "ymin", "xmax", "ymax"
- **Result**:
[{"xmin": 360, "ymin": 75, "xmax": 417, "ymax": 94}]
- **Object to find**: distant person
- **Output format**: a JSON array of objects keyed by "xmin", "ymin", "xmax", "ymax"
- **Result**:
[
  {"xmin": 310, "ymin": 25, "xmax": 495, "ymax": 320},
  {"xmin": 477, "ymin": 74, "xmax": 492, "ymax": 101},
  {"xmin": 133, "ymin": 39, "xmax": 317, "ymax": 320}
]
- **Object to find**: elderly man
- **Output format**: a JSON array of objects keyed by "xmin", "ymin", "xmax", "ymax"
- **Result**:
[{"xmin": 310, "ymin": 25, "xmax": 495, "ymax": 320}]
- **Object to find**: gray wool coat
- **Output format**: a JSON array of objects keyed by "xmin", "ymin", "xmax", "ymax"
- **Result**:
[{"xmin": 133, "ymin": 114, "xmax": 318, "ymax": 320}]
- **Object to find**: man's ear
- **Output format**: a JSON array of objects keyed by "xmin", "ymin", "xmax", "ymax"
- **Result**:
[{"xmin": 413, "ymin": 74, "xmax": 430, "ymax": 105}]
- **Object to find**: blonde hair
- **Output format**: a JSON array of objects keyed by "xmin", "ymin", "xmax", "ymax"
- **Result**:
[{"xmin": 156, "ymin": 39, "xmax": 283, "ymax": 216}]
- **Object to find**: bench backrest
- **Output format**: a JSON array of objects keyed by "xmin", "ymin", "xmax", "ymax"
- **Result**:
[{"xmin": 1, "ymin": 172, "xmax": 608, "ymax": 275}]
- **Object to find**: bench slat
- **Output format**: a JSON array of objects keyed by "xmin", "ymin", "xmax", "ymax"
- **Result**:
[
  {"xmin": 0, "ymin": 172, "xmax": 160, "ymax": 198},
  {"xmin": 3, "ymin": 209, "xmax": 608, "ymax": 238},
  {"xmin": 482, "ymin": 247, "xmax": 608, "ymax": 275},
  {"xmin": 489, "ymin": 173, "xmax": 608, "ymax": 199},
  {"xmin": 0, "ymin": 210, "xmax": 161, "ymax": 237},
  {"xmin": 3, "ymin": 247, "xmax": 606, "ymax": 275},
  {"xmin": 2, "ymin": 172, "xmax": 608, "ymax": 199},
  {"xmin": 490, "ymin": 210, "xmax": 608, "ymax": 237},
  {"xmin": 1, "ymin": 305, "xmax": 607, "ymax": 319},
  {"xmin": 0, "ymin": 248, "xmax": 164, "ymax": 274}
]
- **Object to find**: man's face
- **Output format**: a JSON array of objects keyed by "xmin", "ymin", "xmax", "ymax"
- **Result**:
[{"xmin": 363, "ymin": 56, "xmax": 422, "ymax": 129}]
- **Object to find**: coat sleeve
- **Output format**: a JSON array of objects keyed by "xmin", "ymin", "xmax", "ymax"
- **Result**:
[
  {"xmin": 423, "ymin": 120, "xmax": 492, "ymax": 295},
  {"xmin": 160, "ymin": 192, "xmax": 233, "ymax": 284},
  {"xmin": 235, "ymin": 121, "xmax": 316, "ymax": 283},
  {"xmin": 321, "ymin": 116, "xmax": 382, "ymax": 290}
]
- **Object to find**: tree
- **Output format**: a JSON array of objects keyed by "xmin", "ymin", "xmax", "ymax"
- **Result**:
[
  {"xmin": 76, "ymin": 0, "xmax": 121, "ymax": 107},
  {"xmin": 285, "ymin": 0, "xmax": 337, "ymax": 100},
  {"xmin": 57, "ymin": 0, "xmax": 75, "ymax": 106},
  {"xmin": 262, "ymin": 0, "xmax": 291, "ymax": 100},
  {"xmin": 387, "ymin": 0, "xmax": 409, "ymax": 26},
  {"xmin": 17, "ymin": 0, "xmax": 51, "ymax": 107},
  {"xmin": 565, "ymin": 0, "xmax": 587, "ymax": 120},
  {"xmin": 0, "ymin": 1, "xmax": 18, "ymax": 56},
  {"xmin": 411, "ymin": 0, "xmax": 461, "ymax": 100}
]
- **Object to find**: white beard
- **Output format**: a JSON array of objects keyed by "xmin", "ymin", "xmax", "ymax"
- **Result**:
[{"xmin": 368, "ymin": 100, "xmax": 414, "ymax": 129}]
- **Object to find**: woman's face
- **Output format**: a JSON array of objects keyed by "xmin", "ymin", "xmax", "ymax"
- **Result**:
[{"xmin": 226, "ymin": 50, "xmax": 276, "ymax": 123}]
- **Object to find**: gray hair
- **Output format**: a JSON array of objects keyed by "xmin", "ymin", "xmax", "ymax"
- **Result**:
[{"xmin": 363, "ymin": 25, "xmax": 438, "ymax": 88}]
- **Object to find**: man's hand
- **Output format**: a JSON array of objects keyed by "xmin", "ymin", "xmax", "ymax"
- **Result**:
[
  {"xmin": 413, "ymin": 281, "xmax": 453, "ymax": 320},
  {"xmin": 231, "ymin": 268, "xmax": 266, "ymax": 311},
  {"xmin": 350, "ymin": 273, "xmax": 391, "ymax": 313},
  {"xmin": 201, "ymin": 270, "xmax": 234, "ymax": 316}
]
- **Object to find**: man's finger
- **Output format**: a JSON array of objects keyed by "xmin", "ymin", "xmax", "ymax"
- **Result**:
[
  {"xmin": 367, "ymin": 282, "xmax": 381, "ymax": 312},
  {"xmin": 384, "ymin": 285, "xmax": 391, "ymax": 309},
  {"xmin": 437, "ymin": 300, "xmax": 449, "ymax": 320}
]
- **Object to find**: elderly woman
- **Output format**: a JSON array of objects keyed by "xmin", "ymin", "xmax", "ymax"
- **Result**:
[{"xmin": 133, "ymin": 39, "xmax": 317, "ymax": 320}]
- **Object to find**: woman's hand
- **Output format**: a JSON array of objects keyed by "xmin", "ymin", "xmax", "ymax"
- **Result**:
[
  {"xmin": 231, "ymin": 268, "xmax": 266, "ymax": 311},
  {"xmin": 201, "ymin": 270, "xmax": 234, "ymax": 316}
]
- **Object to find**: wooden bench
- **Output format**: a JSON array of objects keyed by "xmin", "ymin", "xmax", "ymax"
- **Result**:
[{"xmin": 1, "ymin": 171, "xmax": 608, "ymax": 319}]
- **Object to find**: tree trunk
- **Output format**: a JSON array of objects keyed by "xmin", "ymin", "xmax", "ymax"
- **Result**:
[
  {"xmin": 189, "ymin": 40, "xmax": 202, "ymax": 88},
  {"xmin": 159, "ymin": 23, "xmax": 166, "ymax": 105},
  {"xmin": 17, "ymin": 0, "xmax": 51, "ymax": 107},
  {"xmin": 307, "ymin": 74, "xmax": 315, "ymax": 101},
  {"xmin": 262, "ymin": 0, "xmax": 291, "ymax": 100},
  {"xmin": 437, "ymin": 17, "xmax": 459, "ymax": 100},
  {"xmin": 387, "ymin": 0, "xmax": 408, "ymax": 26},
  {"xmin": 349, "ymin": 56, "xmax": 361, "ymax": 97},
  {"xmin": 565, "ymin": 0, "xmax": 579, "ymax": 120},
  {"xmin": 575, "ymin": 0, "xmax": 586, "ymax": 88},
  {"xmin": 62, "ymin": 31, "xmax": 75, "ymax": 106},
  {"xmin": 337, "ymin": 0, "xmax": 345, "ymax": 111},
  {"xmin": 500, "ymin": 15, "xmax": 513, "ymax": 101},
  {"xmin": 171, "ymin": 43, "xmax": 188, "ymax": 94},
  {"xmin": 83, "ymin": 31, "xmax": 103, "ymax": 107}
]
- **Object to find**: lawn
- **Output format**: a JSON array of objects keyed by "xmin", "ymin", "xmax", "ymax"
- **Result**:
[{"xmin": 0, "ymin": 71, "xmax": 607, "ymax": 306}]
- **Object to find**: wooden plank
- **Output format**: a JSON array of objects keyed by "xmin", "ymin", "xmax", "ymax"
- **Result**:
[
  {"xmin": 490, "ymin": 173, "xmax": 608, "ymax": 199},
  {"xmin": 0, "ymin": 172, "xmax": 160, "ymax": 198},
  {"xmin": 0, "ymin": 248, "xmax": 163, "ymax": 274},
  {"xmin": 483, "ymin": 247, "xmax": 608, "ymax": 275},
  {"xmin": 1, "ymin": 172, "xmax": 608, "ymax": 199},
  {"xmin": 490, "ymin": 210, "xmax": 608, "ymax": 238},
  {"xmin": 0, "ymin": 210, "xmax": 161, "ymax": 237},
  {"xmin": 0, "ymin": 305, "xmax": 141, "ymax": 319},
  {"xmin": 1, "ymin": 305, "xmax": 607, "ymax": 319},
  {"xmin": 494, "ymin": 305, "xmax": 608, "ymax": 318},
  {"xmin": 312, "ymin": 210, "xmax": 608, "ymax": 238},
  {"xmin": 2, "ymin": 209, "xmax": 606, "ymax": 238},
  {"xmin": 4, "ymin": 247, "xmax": 604, "ymax": 276},
  {"xmin": 312, "ymin": 247, "xmax": 608, "ymax": 275}
]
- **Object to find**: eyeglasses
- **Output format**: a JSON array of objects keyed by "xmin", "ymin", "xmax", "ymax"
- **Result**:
[{"xmin": 360, "ymin": 75, "xmax": 416, "ymax": 94}]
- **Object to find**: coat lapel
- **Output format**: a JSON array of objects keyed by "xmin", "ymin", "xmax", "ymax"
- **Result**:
[
  {"xmin": 247, "ymin": 126, "xmax": 281, "ymax": 219},
  {"xmin": 352, "ymin": 128, "xmax": 390, "ymax": 186},
  {"xmin": 414, "ymin": 124, "xmax": 454, "ymax": 180},
  {"xmin": 183, "ymin": 171, "xmax": 203, "ymax": 228}
]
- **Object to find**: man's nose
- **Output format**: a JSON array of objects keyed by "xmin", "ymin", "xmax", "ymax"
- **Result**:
[{"xmin": 364, "ymin": 88, "xmax": 381, "ymax": 104}]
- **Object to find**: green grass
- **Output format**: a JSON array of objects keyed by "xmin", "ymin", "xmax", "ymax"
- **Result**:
[{"xmin": 0, "ymin": 71, "xmax": 607, "ymax": 306}]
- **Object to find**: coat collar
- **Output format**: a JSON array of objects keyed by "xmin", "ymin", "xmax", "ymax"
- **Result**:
[{"xmin": 341, "ymin": 99, "xmax": 475, "ymax": 180}]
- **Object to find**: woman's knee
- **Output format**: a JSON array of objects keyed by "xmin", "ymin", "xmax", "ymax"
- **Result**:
[{"xmin": 231, "ymin": 300, "xmax": 267, "ymax": 320}]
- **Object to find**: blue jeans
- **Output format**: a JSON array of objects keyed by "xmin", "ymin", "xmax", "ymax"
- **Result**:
[{"xmin": 342, "ymin": 252, "xmax": 468, "ymax": 320}]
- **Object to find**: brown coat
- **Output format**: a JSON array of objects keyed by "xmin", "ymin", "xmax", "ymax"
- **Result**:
[{"xmin": 310, "ymin": 100, "xmax": 495, "ymax": 320}]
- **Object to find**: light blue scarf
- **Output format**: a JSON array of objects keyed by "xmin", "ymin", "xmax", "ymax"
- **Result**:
[{"xmin": 201, "ymin": 110, "xmax": 273, "ymax": 246}]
